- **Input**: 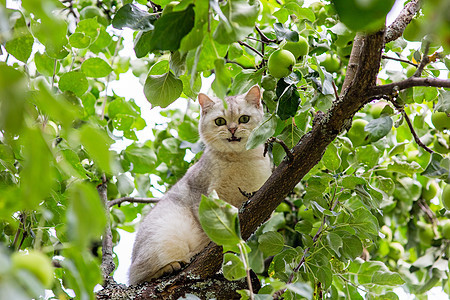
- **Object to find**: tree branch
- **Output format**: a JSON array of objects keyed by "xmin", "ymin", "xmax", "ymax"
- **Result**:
[
  {"xmin": 385, "ymin": 0, "xmax": 420, "ymax": 43},
  {"xmin": 107, "ymin": 197, "xmax": 159, "ymax": 208},
  {"xmin": 382, "ymin": 54, "xmax": 417, "ymax": 67},
  {"xmin": 369, "ymin": 77, "xmax": 450, "ymax": 98},
  {"xmin": 98, "ymin": 175, "xmax": 116, "ymax": 286},
  {"xmin": 238, "ymin": 41, "xmax": 264, "ymax": 58},
  {"xmin": 398, "ymin": 106, "xmax": 434, "ymax": 154}
]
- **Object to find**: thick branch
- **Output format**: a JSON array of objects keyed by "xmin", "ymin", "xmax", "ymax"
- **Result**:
[
  {"xmin": 369, "ymin": 77, "xmax": 450, "ymax": 98},
  {"xmin": 385, "ymin": 0, "xmax": 420, "ymax": 43}
]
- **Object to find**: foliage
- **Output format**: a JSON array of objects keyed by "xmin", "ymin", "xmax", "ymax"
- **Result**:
[{"xmin": 1, "ymin": 0, "xmax": 450, "ymax": 299}]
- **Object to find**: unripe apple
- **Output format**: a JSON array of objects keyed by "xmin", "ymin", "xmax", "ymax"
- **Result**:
[
  {"xmin": 431, "ymin": 111, "xmax": 450, "ymax": 131},
  {"xmin": 347, "ymin": 119, "xmax": 369, "ymax": 147},
  {"xmin": 418, "ymin": 222, "xmax": 434, "ymax": 246},
  {"xmin": 422, "ymin": 180, "xmax": 439, "ymax": 201},
  {"xmin": 441, "ymin": 184, "xmax": 450, "ymax": 210},
  {"xmin": 282, "ymin": 36, "xmax": 309, "ymax": 60},
  {"xmin": 268, "ymin": 49, "xmax": 296, "ymax": 78},
  {"xmin": 380, "ymin": 225, "xmax": 393, "ymax": 242},
  {"xmin": 406, "ymin": 65, "xmax": 416, "ymax": 77},
  {"xmin": 320, "ymin": 54, "xmax": 340, "ymax": 73},
  {"xmin": 12, "ymin": 250, "xmax": 54, "ymax": 288},
  {"xmin": 388, "ymin": 242, "xmax": 404, "ymax": 260},
  {"xmin": 441, "ymin": 220, "xmax": 450, "ymax": 239},
  {"xmin": 369, "ymin": 101, "xmax": 388, "ymax": 118}
]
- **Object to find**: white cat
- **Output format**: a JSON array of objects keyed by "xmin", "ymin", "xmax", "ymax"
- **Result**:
[{"xmin": 128, "ymin": 85, "xmax": 272, "ymax": 285}]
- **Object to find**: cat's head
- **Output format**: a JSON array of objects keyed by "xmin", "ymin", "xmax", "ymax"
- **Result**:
[{"xmin": 198, "ymin": 85, "xmax": 263, "ymax": 153}]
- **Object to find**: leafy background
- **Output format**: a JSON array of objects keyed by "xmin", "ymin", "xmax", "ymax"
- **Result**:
[{"xmin": 0, "ymin": 0, "xmax": 450, "ymax": 299}]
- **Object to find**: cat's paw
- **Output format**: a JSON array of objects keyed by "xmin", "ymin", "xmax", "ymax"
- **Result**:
[
  {"xmin": 151, "ymin": 261, "xmax": 183, "ymax": 279},
  {"xmin": 238, "ymin": 187, "xmax": 255, "ymax": 199}
]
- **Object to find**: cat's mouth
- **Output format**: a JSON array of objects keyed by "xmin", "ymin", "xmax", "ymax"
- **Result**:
[{"xmin": 227, "ymin": 136, "xmax": 241, "ymax": 142}]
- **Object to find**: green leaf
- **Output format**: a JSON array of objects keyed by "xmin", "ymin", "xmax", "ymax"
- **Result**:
[
  {"xmin": 435, "ymin": 90, "xmax": 450, "ymax": 114},
  {"xmin": 67, "ymin": 181, "xmax": 106, "ymax": 247},
  {"xmin": 286, "ymin": 282, "xmax": 313, "ymax": 299},
  {"xmin": 341, "ymin": 176, "xmax": 366, "ymax": 189},
  {"xmin": 75, "ymin": 18, "xmax": 100, "ymax": 41},
  {"xmin": 198, "ymin": 194, "xmax": 242, "ymax": 246},
  {"xmin": 211, "ymin": 58, "xmax": 231, "ymax": 100},
  {"xmin": 355, "ymin": 145, "xmax": 380, "ymax": 168},
  {"xmin": 149, "ymin": 4, "xmax": 195, "ymax": 51},
  {"xmin": 422, "ymin": 153, "xmax": 449, "ymax": 178},
  {"xmin": 326, "ymin": 232, "xmax": 343, "ymax": 256},
  {"xmin": 322, "ymin": 143, "xmax": 341, "ymax": 171},
  {"xmin": 117, "ymin": 173, "xmax": 134, "ymax": 196},
  {"xmin": 5, "ymin": 33, "xmax": 35, "ymax": 63},
  {"xmin": 358, "ymin": 261, "xmax": 405, "ymax": 286},
  {"xmin": 180, "ymin": 0, "xmax": 208, "ymax": 52},
  {"xmin": 112, "ymin": 3, "xmax": 157, "ymax": 31},
  {"xmin": 365, "ymin": 115, "xmax": 393, "ymax": 142},
  {"xmin": 230, "ymin": 69, "xmax": 264, "ymax": 95},
  {"xmin": 222, "ymin": 253, "xmax": 246, "ymax": 281},
  {"xmin": 143, "ymin": 71, "xmax": 183, "ymax": 108},
  {"xmin": 79, "ymin": 124, "xmax": 114, "ymax": 173},
  {"xmin": 276, "ymin": 83, "xmax": 301, "ymax": 120},
  {"xmin": 59, "ymin": 71, "xmax": 89, "ymax": 96},
  {"xmin": 134, "ymin": 30, "xmax": 153, "ymax": 58},
  {"xmin": 273, "ymin": 23, "xmax": 299, "ymax": 42},
  {"xmin": 387, "ymin": 159, "xmax": 424, "ymax": 176},
  {"xmin": 123, "ymin": 146, "xmax": 157, "ymax": 174},
  {"xmin": 213, "ymin": 0, "xmax": 260, "ymax": 44},
  {"xmin": 246, "ymin": 113, "xmax": 276, "ymax": 150},
  {"xmin": 258, "ymin": 231, "xmax": 285, "ymax": 256},
  {"xmin": 69, "ymin": 32, "xmax": 91, "ymax": 49},
  {"xmin": 294, "ymin": 220, "xmax": 313, "ymax": 234},
  {"xmin": 332, "ymin": 0, "xmax": 395, "ymax": 32},
  {"xmin": 34, "ymin": 52, "xmax": 57, "ymax": 76},
  {"xmin": 81, "ymin": 57, "xmax": 112, "ymax": 78}
]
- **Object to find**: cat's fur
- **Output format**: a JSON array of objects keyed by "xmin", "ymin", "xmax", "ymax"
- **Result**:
[{"xmin": 128, "ymin": 85, "xmax": 271, "ymax": 285}]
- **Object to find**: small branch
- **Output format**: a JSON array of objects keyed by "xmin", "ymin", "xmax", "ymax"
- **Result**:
[
  {"xmin": 398, "ymin": 106, "xmax": 434, "ymax": 154},
  {"xmin": 255, "ymin": 25, "xmax": 277, "ymax": 44},
  {"xmin": 417, "ymin": 199, "xmax": 439, "ymax": 236},
  {"xmin": 224, "ymin": 58, "xmax": 253, "ymax": 70},
  {"xmin": 382, "ymin": 54, "xmax": 417, "ymax": 67},
  {"xmin": 238, "ymin": 41, "xmax": 264, "ymax": 58},
  {"xmin": 385, "ymin": 0, "xmax": 420, "ymax": 43},
  {"xmin": 107, "ymin": 197, "xmax": 159, "ymax": 208},
  {"xmin": 332, "ymin": 81, "xmax": 339, "ymax": 101},
  {"xmin": 413, "ymin": 40, "xmax": 430, "ymax": 77},
  {"xmin": 266, "ymin": 137, "xmax": 294, "ymax": 162},
  {"xmin": 369, "ymin": 77, "xmax": 450, "ymax": 98},
  {"xmin": 98, "ymin": 175, "xmax": 116, "ymax": 286}
]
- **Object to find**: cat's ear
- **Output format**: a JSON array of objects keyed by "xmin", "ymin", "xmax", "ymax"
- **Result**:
[
  {"xmin": 198, "ymin": 93, "xmax": 215, "ymax": 112},
  {"xmin": 245, "ymin": 85, "xmax": 261, "ymax": 108}
]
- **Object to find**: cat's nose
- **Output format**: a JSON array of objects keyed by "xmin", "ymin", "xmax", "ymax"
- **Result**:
[{"xmin": 228, "ymin": 126, "xmax": 237, "ymax": 135}]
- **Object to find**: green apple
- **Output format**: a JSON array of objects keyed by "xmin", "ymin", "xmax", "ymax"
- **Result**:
[
  {"xmin": 282, "ymin": 36, "xmax": 309, "ymax": 60},
  {"xmin": 406, "ymin": 65, "xmax": 416, "ymax": 77},
  {"xmin": 422, "ymin": 180, "xmax": 439, "ymax": 201},
  {"xmin": 432, "ymin": 111, "xmax": 450, "ymax": 131},
  {"xmin": 441, "ymin": 184, "xmax": 450, "ymax": 210},
  {"xmin": 441, "ymin": 220, "xmax": 450, "ymax": 239},
  {"xmin": 369, "ymin": 101, "xmax": 388, "ymax": 118},
  {"xmin": 380, "ymin": 225, "xmax": 393, "ymax": 242},
  {"xmin": 261, "ymin": 75, "xmax": 277, "ymax": 91},
  {"xmin": 320, "ymin": 54, "xmax": 340, "ymax": 73},
  {"xmin": 347, "ymin": 119, "xmax": 369, "ymax": 147},
  {"xmin": 12, "ymin": 250, "xmax": 54, "ymax": 287},
  {"xmin": 388, "ymin": 242, "xmax": 404, "ymax": 260},
  {"xmin": 268, "ymin": 49, "xmax": 296, "ymax": 78},
  {"xmin": 418, "ymin": 222, "xmax": 434, "ymax": 245}
]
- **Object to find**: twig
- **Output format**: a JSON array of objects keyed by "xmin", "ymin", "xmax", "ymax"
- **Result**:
[
  {"xmin": 225, "ymin": 58, "xmax": 253, "ymax": 70},
  {"xmin": 238, "ymin": 41, "xmax": 264, "ymax": 58},
  {"xmin": 255, "ymin": 25, "xmax": 277, "ymax": 44},
  {"xmin": 381, "ymin": 55, "xmax": 417, "ymax": 67},
  {"xmin": 266, "ymin": 137, "xmax": 294, "ymax": 162},
  {"xmin": 413, "ymin": 40, "xmax": 431, "ymax": 77},
  {"xmin": 332, "ymin": 81, "xmax": 339, "ymax": 101},
  {"xmin": 417, "ymin": 199, "xmax": 438, "ymax": 236},
  {"xmin": 398, "ymin": 106, "xmax": 434, "ymax": 154},
  {"xmin": 107, "ymin": 197, "xmax": 159, "ymax": 208}
]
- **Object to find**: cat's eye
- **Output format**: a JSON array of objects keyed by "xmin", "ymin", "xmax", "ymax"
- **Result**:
[
  {"xmin": 239, "ymin": 115, "xmax": 250, "ymax": 124},
  {"xmin": 214, "ymin": 117, "xmax": 227, "ymax": 126}
]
